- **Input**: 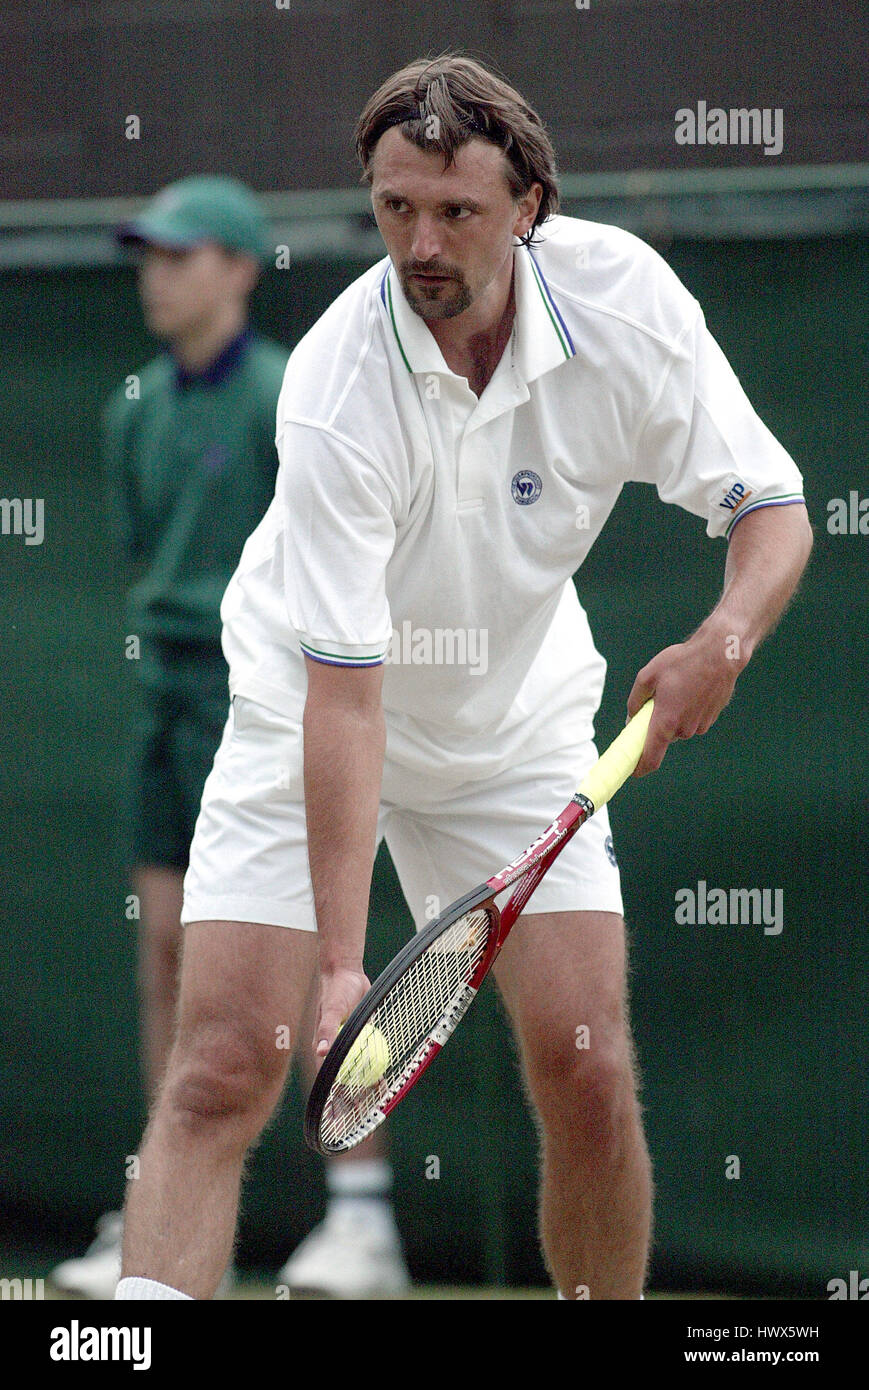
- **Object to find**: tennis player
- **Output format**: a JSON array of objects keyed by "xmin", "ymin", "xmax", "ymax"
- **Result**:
[
  {"xmin": 49, "ymin": 175, "xmax": 407, "ymax": 1299},
  {"xmin": 116, "ymin": 56, "xmax": 812, "ymax": 1301}
]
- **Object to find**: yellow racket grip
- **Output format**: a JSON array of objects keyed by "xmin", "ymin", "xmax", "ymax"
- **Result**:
[{"xmin": 577, "ymin": 699, "xmax": 654, "ymax": 814}]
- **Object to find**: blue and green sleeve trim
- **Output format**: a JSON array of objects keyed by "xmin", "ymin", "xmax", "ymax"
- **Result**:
[
  {"xmin": 299, "ymin": 640, "xmax": 386, "ymax": 668},
  {"xmin": 725, "ymin": 494, "xmax": 806, "ymax": 539}
]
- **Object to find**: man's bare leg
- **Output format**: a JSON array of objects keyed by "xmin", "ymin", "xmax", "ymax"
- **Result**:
[
  {"xmin": 281, "ymin": 972, "xmax": 409, "ymax": 1295},
  {"xmin": 131, "ymin": 865, "xmax": 185, "ymax": 1104},
  {"xmin": 121, "ymin": 919, "xmax": 318, "ymax": 1299},
  {"xmin": 494, "ymin": 909, "xmax": 652, "ymax": 1300}
]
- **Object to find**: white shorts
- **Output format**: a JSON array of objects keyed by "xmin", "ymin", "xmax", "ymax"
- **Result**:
[{"xmin": 181, "ymin": 694, "xmax": 624, "ymax": 932}]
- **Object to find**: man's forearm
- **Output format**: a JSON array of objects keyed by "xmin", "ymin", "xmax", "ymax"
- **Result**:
[
  {"xmin": 695, "ymin": 501, "xmax": 813, "ymax": 666},
  {"xmin": 629, "ymin": 500, "xmax": 812, "ymax": 772},
  {"xmin": 303, "ymin": 695, "xmax": 386, "ymax": 972}
]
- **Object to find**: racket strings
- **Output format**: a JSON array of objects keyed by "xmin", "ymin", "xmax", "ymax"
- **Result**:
[{"xmin": 319, "ymin": 907, "xmax": 494, "ymax": 1150}]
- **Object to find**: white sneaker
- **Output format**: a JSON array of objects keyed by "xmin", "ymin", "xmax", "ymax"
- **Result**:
[
  {"xmin": 51, "ymin": 1211, "xmax": 123, "ymax": 1299},
  {"xmin": 277, "ymin": 1207, "xmax": 411, "ymax": 1298},
  {"xmin": 50, "ymin": 1210, "xmax": 236, "ymax": 1299}
]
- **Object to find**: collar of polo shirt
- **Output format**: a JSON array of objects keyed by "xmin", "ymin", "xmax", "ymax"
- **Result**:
[{"xmin": 379, "ymin": 235, "xmax": 577, "ymax": 387}]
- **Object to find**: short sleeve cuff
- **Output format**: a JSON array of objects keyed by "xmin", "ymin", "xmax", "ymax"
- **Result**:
[
  {"xmin": 723, "ymin": 492, "xmax": 806, "ymax": 540},
  {"xmin": 298, "ymin": 635, "xmax": 389, "ymax": 668}
]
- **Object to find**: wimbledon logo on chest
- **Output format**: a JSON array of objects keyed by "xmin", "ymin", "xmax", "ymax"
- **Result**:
[{"xmin": 511, "ymin": 470, "xmax": 542, "ymax": 505}]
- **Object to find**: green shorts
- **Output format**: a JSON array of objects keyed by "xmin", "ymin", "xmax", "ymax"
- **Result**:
[{"xmin": 124, "ymin": 642, "xmax": 230, "ymax": 871}]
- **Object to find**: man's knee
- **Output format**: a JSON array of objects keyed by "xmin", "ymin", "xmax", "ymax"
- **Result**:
[
  {"xmin": 163, "ymin": 1016, "xmax": 288, "ymax": 1134},
  {"xmin": 521, "ymin": 1018, "xmax": 638, "ymax": 1149}
]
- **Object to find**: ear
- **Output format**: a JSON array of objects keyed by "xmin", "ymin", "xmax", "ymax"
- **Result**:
[
  {"xmin": 228, "ymin": 252, "xmax": 261, "ymax": 298},
  {"xmin": 513, "ymin": 181, "xmax": 543, "ymax": 240}
]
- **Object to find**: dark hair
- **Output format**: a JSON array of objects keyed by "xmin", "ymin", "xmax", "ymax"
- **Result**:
[{"xmin": 355, "ymin": 52, "xmax": 560, "ymax": 246}]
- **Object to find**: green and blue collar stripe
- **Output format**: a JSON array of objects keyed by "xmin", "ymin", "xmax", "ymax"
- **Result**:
[
  {"xmin": 527, "ymin": 251, "xmax": 575, "ymax": 360},
  {"xmin": 380, "ymin": 268, "xmax": 413, "ymax": 374}
]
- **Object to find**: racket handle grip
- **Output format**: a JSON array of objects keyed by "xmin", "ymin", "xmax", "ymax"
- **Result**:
[{"xmin": 577, "ymin": 699, "xmax": 655, "ymax": 813}]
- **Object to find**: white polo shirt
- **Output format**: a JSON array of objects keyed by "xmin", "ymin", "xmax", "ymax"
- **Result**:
[{"xmin": 220, "ymin": 213, "xmax": 804, "ymax": 762}]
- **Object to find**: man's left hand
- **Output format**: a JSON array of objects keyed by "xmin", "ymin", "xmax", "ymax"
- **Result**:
[{"xmin": 626, "ymin": 620, "xmax": 745, "ymax": 775}]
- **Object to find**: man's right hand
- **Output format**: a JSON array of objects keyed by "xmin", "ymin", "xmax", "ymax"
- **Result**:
[{"xmin": 314, "ymin": 964, "xmax": 372, "ymax": 1062}]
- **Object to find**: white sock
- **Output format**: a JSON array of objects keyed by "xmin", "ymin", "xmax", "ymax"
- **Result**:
[
  {"xmin": 115, "ymin": 1276, "xmax": 193, "ymax": 1300},
  {"xmin": 327, "ymin": 1158, "xmax": 392, "ymax": 1198},
  {"xmin": 326, "ymin": 1159, "xmax": 395, "ymax": 1231}
]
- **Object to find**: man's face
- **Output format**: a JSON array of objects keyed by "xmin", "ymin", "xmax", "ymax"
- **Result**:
[
  {"xmin": 369, "ymin": 127, "xmax": 541, "ymax": 322},
  {"xmin": 136, "ymin": 242, "xmax": 250, "ymax": 339}
]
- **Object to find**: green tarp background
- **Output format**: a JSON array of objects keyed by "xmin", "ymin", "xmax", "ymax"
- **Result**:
[{"xmin": 1, "ymin": 235, "xmax": 866, "ymax": 1291}]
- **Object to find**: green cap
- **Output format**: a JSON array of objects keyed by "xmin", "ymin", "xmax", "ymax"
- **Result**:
[{"xmin": 117, "ymin": 175, "xmax": 270, "ymax": 262}]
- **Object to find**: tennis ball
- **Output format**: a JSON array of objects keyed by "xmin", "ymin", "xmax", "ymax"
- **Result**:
[{"xmin": 337, "ymin": 1023, "xmax": 390, "ymax": 1089}]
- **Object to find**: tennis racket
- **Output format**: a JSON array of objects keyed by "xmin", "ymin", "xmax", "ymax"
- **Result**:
[{"xmin": 305, "ymin": 698, "xmax": 654, "ymax": 1155}]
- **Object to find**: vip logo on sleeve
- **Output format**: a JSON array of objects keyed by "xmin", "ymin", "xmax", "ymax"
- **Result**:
[{"xmin": 717, "ymin": 474, "xmax": 754, "ymax": 515}]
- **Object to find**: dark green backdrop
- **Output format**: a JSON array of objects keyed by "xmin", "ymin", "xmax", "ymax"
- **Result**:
[{"xmin": 1, "ymin": 235, "xmax": 866, "ymax": 1292}]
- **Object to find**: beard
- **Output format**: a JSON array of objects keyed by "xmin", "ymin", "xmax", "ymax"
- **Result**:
[{"xmin": 398, "ymin": 260, "xmax": 472, "ymax": 320}]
